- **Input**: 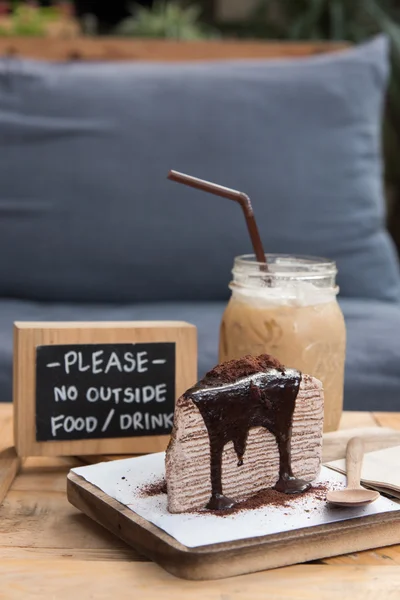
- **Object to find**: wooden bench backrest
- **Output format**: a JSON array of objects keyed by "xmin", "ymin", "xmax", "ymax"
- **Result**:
[{"xmin": 0, "ymin": 37, "xmax": 348, "ymax": 62}]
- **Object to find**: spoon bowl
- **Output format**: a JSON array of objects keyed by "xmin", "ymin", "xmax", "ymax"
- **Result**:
[
  {"xmin": 326, "ymin": 437, "xmax": 380, "ymax": 508},
  {"xmin": 326, "ymin": 488, "xmax": 380, "ymax": 508}
]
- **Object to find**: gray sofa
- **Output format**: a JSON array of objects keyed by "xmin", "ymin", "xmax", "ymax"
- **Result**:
[{"xmin": 0, "ymin": 35, "xmax": 399, "ymax": 411}]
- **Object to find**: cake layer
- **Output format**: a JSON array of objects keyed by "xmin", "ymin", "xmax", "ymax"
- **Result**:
[{"xmin": 166, "ymin": 374, "xmax": 324, "ymax": 513}]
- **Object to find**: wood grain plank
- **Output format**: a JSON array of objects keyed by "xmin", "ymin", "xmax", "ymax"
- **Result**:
[
  {"xmin": 0, "ymin": 403, "xmax": 12, "ymax": 414},
  {"xmin": 0, "ymin": 447, "xmax": 20, "ymax": 505},
  {"xmin": 0, "ymin": 404, "xmax": 20, "ymax": 504},
  {"xmin": 22, "ymin": 455, "xmax": 80, "ymax": 470},
  {"xmin": 0, "ymin": 486, "xmax": 141, "ymax": 559},
  {"xmin": 322, "ymin": 427, "xmax": 400, "ymax": 463},
  {"xmin": 339, "ymin": 412, "xmax": 378, "ymax": 430},
  {"xmin": 373, "ymin": 413, "xmax": 400, "ymax": 431},
  {"xmin": 0, "ymin": 38, "xmax": 348, "ymax": 62},
  {"xmin": 0, "ymin": 561, "xmax": 399, "ymax": 599},
  {"xmin": 11, "ymin": 468, "xmax": 75, "ymax": 493},
  {"xmin": 76, "ymin": 454, "xmax": 135, "ymax": 465},
  {"xmin": 0, "ymin": 403, "xmax": 13, "ymax": 446},
  {"xmin": 323, "ymin": 544, "xmax": 400, "ymax": 565},
  {"xmin": 0, "ymin": 546, "xmax": 148, "ymax": 561}
]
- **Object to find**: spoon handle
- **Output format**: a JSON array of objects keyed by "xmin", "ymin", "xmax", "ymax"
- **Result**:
[{"xmin": 346, "ymin": 437, "xmax": 364, "ymax": 489}]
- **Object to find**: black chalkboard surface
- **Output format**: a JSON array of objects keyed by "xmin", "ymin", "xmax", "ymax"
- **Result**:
[{"xmin": 35, "ymin": 343, "xmax": 176, "ymax": 442}]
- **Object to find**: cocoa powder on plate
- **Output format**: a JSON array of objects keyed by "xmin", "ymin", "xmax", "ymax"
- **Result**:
[
  {"xmin": 140, "ymin": 478, "xmax": 167, "ymax": 497},
  {"xmin": 201, "ymin": 483, "xmax": 330, "ymax": 517},
  {"xmin": 138, "ymin": 479, "xmax": 334, "ymax": 516}
]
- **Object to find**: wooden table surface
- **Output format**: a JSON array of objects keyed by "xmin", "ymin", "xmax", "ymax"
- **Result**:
[{"xmin": 1, "ymin": 404, "xmax": 400, "ymax": 599}]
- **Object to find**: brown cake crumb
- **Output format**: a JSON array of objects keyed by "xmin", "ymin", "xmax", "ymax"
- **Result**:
[
  {"xmin": 224, "ymin": 488, "xmax": 291, "ymax": 513},
  {"xmin": 203, "ymin": 354, "xmax": 284, "ymax": 386},
  {"xmin": 203, "ymin": 483, "xmax": 330, "ymax": 517},
  {"xmin": 140, "ymin": 478, "xmax": 167, "ymax": 497},
  {"xmin": 138, "ymin": 478, "xmax": 333, "ymax": 517}
]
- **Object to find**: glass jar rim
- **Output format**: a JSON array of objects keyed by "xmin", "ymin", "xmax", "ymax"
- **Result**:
[{"xmin": 234, "ymin": 254, "xmax": 337, "ymax": 278}]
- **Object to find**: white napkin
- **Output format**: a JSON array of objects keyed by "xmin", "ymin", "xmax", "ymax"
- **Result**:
[
  {"xmin": 326, "ymin": 445, "xmax": 400, "ymax": 499},
  {"xmin": 71, "ymin": 453, "xmax": 400, "ymax": 548}
]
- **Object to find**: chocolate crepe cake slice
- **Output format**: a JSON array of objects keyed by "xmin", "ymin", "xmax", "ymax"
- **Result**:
[{"xmin": 166, "ymin": 354, "xmax": 324, "ymax": 513}]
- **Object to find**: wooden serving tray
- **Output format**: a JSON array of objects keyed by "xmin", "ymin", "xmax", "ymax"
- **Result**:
[{"xmin": 67, "ymin": 472, "xmax": 400, "ymax": 580}]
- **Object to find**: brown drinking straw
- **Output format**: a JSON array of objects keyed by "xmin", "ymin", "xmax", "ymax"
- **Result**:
[{"xmin": 167, "ymin": 170, "xmax": 267, "ymax": 266}]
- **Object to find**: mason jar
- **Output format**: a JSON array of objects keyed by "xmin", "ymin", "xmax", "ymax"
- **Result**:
[{"xmin": 219, "ymin": 254, "xmax": 346, "ymax": 432}]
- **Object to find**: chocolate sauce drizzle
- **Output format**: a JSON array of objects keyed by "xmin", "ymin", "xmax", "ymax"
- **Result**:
[{"xmin": 184, "ymin": 356, "xmax": 311, "ymax": 510}]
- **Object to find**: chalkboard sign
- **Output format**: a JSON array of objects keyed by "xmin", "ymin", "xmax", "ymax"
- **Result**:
[
  {"xmin": 35, "ymin": 343, "xmax": 176, "ymax": 442},
  {"xmin": 13, "ymin": 321, "xmax": 197, "ymax": 457}
]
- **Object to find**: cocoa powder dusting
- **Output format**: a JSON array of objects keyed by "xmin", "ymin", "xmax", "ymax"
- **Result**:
[
  {"xmin": 139, "ymin": 478, "xmax": 332, "ymax": 516},
  {"xmin": 202, "ymin": 483, "xmax": 330, "ymax": 517},
  {"xmin": 140, "ymin": 478, "xmax": 167, "ymax": 497},
  {"xmin": 203, "ymin": 354, "xmax": 284, "ymax": 386}
]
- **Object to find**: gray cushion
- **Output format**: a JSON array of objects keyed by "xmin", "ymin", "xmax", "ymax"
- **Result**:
[
  {"xmin": 1, "ymin": 298, "xmax": 399, "ymax": 411},
  {"xmin": 340, "ymin": 298, "xmax": 400, "ymax": 411},
  {"xmin": 0, "ymin": 36, "xmax": 399, "ymax": 303}
]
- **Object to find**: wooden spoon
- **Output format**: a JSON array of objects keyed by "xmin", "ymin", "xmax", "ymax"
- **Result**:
[{"xmin": 326, "ymin": 437, "xmax": 380, "ymax": 507}]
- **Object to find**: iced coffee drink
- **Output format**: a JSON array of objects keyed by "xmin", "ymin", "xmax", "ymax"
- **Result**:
[{"xmin": 219, "ymin": 255, "xmax": 346, "ymax": 432}]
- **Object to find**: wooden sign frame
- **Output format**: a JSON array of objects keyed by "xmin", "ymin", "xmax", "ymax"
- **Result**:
[{"xmin": 13, "ymin": 321, "xmax": 197, "ymax": 457}]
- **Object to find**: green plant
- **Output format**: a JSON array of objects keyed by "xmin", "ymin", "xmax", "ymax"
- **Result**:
[
  {"xmin": 0, "ymin": 3, "xmax": 59, "ymax": 37},
  {"xmin": 114, "ymin": 1, "xmax": 216, "ymax": 40},
  {"xmin": 250, "ymin": 0, "xmax": 400, "ymax": 41}
]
